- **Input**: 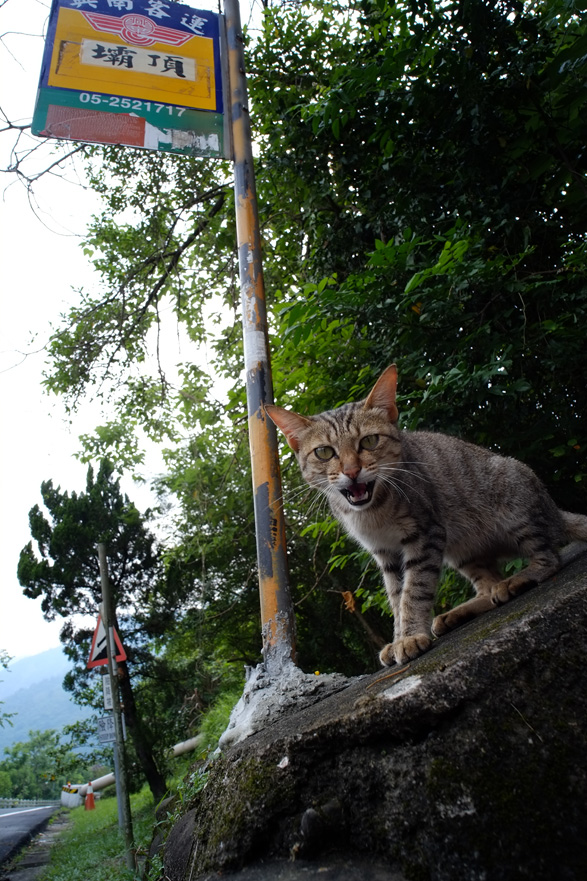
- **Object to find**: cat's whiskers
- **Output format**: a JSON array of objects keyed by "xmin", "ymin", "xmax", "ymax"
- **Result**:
[
  {"xmin": 306, "ymin": 492, "xmax": 330, "ymax": 521},
  {"xmin": 380, "ymin": 472, "xmax": 432, "ymax": 505},
  {"xmin": 376, "ymin": 473, "xmax": 411, "ymax": 504},
  {"xmin": 376, "ymin": 464, "xmax": 432, "ymax": 501},
  {"xmin": 310, "ymin": 476, "xmax": 336, "ymax": 495},
  {"xmin": 268, "ymin": 480, "xmax": 332, "ymax": 526},
  {"xmin": 378, "ymin": 463, "xmax": 432, "ymax": 484},
  {"xmin": 297, "ymin": 477, "xmax": 336, "ymax": 515},
  {"xmin": 280, "ymin": 483, "xmax": 318, "ymax": 505}
]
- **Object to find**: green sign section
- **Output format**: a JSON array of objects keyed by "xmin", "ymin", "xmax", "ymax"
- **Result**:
[{"xmin": 33, "ymin": 87, "xmax": 227, "ymax": 157}]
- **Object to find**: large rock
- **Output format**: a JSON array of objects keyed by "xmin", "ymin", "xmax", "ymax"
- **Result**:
[{"xmin": 162, "ymin": 546, "xmax": 587, "ymax": 881}]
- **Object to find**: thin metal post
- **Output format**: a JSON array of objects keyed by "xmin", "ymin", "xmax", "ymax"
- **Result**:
[
  {"xmin": 111, "ymin": 723, "xmax": 124, "ymax": 829},
  {"xmin": 97, "ymin": 543, "xmax": 135, "ymax": 871},
  {"xmin": 224, "ymin": 0, "xmax": 296, "ymax": 671}
]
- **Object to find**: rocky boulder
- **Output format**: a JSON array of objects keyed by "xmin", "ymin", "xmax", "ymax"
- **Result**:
[{"xmin": 160, "ymin": 545, "xmax": 587, "ymax": 881}]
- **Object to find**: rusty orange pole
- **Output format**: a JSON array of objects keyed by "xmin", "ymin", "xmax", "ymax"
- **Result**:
[{"xmin": 224, "ymin": 0, "xmax": 296, "ymax": 671}]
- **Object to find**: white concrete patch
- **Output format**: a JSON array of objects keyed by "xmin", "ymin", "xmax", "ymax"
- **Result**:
[
  {"xmin": 219, "ymin": 659, "xmax": 346, "ymax": 750},
  {"xmin": 382, "ymin": 674, "xmax": 422, "ymax": 701}
]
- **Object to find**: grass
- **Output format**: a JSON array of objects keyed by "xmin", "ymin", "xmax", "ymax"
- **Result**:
[
  {"xmin": 40, "ymin": 788, "xmax": 157, "ymax": 881},
  {"xmin": 197, "ymin": 684, "xmax": 244, "ymax": 753}
]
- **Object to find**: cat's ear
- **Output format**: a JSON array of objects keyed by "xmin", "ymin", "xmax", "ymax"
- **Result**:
[
  {"xmin": 265, "ymin": 405, "xmax": 312, "ymax": 453},
  {"xmin": 364, "ymin": 364, "xmax": 399, "ymax": 423}
]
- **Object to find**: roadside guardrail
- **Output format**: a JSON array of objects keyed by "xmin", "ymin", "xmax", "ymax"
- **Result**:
[{"xmin": 0, "ymin": 798, "xmax": 61, "ymax": 808}]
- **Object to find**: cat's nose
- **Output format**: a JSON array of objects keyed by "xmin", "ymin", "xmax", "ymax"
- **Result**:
[{"xmin": 343, "ymin": 463, "xmax": 361, "ymax": 481}]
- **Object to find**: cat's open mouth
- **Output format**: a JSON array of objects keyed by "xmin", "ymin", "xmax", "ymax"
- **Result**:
[{"xmin": 341, "ymin": 481, "xmax": 375, "ymax": 507}]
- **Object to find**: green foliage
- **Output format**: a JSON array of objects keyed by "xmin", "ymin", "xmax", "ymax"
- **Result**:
[
  {"xmin": 250, "ymin": 0, "xmax": 587, "ymax": 510},
  {"xmin": 166, "ymin": 766, "xmax": 209, "ymax": 825},
  {"xmin": 196, "ymin": 686, "xmax": 243, "ymax": 756},
  {"xmin": 44, "ymin": 146, "xmax": 234, "ymax": 434},
  {"xmin": 0, "ymin": 729, "xmax": 89, "ymax": 800},
  {"xmin": 434, "ymin": 570, "xmax": 475, "ymax": 619},
  {"xmin": 17, "ymin": 460, "xmax": 160, "ymax": 624}
]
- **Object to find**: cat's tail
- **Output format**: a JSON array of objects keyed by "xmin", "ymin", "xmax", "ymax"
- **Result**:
[{"xmin": 561, "ymin": 510, "xmax": 587, "ymax": 543}]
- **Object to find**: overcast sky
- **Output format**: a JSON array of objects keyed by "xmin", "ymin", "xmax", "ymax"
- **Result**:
[
  {"xmin": 0, "ymin": 0, "xmax": 225, "ymax": 660},
  {"xmin": 1, "ymin": 0, "xmax": 94, "ymax": 659}
]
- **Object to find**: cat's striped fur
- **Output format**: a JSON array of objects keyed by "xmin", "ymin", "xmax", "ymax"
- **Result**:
[{"xmin": 266, "ymin": 365, "xmax": 587, "ymax": 666}]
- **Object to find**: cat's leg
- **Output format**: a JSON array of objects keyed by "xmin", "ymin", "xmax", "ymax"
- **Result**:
[
  {"xmin": 491, "ymin": 546, "xmax": 560, "ymax": 606},
  {"xmin": 379, "ymin": 547, "xmax": 441, "ymax": 666},
  {"xmin": 377, "ymin": 553, "xmax": 404, "ymax": 666},
  {"xmin": 432, "ymin": 561, "xmax": 501, "ymax": 636}
]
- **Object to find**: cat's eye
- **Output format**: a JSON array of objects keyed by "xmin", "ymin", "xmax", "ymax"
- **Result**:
[
  {"xmin": 314, "ymin": 445, "xmax": 335, "ymax": 461},
  {"xmin": 360, "ymin": 434, "xmax": 379, "ymax": 451}
]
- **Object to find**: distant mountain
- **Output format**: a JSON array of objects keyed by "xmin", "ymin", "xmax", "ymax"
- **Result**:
[
  {"xmin": 0, "ymin": 648, "xmax": 93, "ymax": 753},
  {"xmin": 0, "ymin": 647, "xmax": 69, "ymax": 699}
]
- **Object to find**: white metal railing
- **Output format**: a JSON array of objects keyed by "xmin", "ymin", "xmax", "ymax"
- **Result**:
[{"xmin": 0, "ymin": 798, "xmax": 61, "ymax": 808}]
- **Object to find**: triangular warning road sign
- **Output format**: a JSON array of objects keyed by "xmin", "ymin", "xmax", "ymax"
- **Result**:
[{"xmin": 87, "ymin": 615, "xmax": 127, "ymax": 669}]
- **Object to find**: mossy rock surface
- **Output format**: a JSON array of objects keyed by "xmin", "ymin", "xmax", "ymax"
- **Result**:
[{"xmin": 163, "ymin": 549, "xmax": 587, "ymax": 881}]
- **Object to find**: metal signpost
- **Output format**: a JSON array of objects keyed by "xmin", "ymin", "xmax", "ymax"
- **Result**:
[
  {"xmin": 97, "ymin": 543, "xmax": 134, "ymax": 870},
  {"xmin": 224, "ymin": 0, "xmax": 296, "ymax": 670},
  {"xmin": 36, "ymin": 0, "xmax": 296, "ymax": 678},
  {"xmin": 87, "ymin": 612, "xmax": 127, "ymax": 836}
]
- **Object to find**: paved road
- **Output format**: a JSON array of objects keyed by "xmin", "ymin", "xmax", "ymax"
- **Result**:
[{"xmin": 0, "ymin": 806, "xmax": 58, "ymax": 866}]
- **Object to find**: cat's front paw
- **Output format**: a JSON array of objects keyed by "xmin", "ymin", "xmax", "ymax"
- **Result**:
[
  {"xmin": 379, "ymin": 634, "xmax": 432, "ymax": 667},
  {"xmin": 432, "ymin": 594, "xmax": 495, "ymax": 635},
  {"xmin": 431, "ymin": 612, "xmax": 452, "ymax": 636},
  {"xmin": 491, "ymin": 575, "xmax": 536, "ymax": 606}
]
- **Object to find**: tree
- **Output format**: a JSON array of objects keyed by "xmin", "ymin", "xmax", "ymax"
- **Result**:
[
  {"xmin": 0, "ymin": 729, "xmax": 88, "ymax": 800},
  {"xmin": 17, "ymin": 461, "xmax": 169, "ymax": 799}
]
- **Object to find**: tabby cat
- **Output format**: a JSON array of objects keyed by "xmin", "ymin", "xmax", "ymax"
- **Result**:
[{"xmin": 266, "ymin": 365, "xmax": 587, "ymax": 666}]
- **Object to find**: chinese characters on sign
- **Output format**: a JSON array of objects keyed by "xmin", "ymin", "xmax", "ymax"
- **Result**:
[
  {"xmin": 82, "ymin": 40, "xmax": 197, "ymax": 79},
  {"xmin": 68, "ymin": 0, "xmax": 204, "ymax": 24},
  {"xmin": 32, "ymin": 0, "xmax": 230, "ymax": 158},
  {"xmin": 97, "ymin": 715, "xmax": 117, "ymax": 744},
  {"xmin": 97, "ymin": 713, "xmax": 126, "ymax": 743}
]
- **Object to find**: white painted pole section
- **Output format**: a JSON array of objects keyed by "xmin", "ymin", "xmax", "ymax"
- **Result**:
[
  {"xmin": 169, "ymin": 735, "xmax": 203, "ymax": 757},
  {"xmin": 78, "ymin": 773, "xmax": 116, "ymax": 796}
]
